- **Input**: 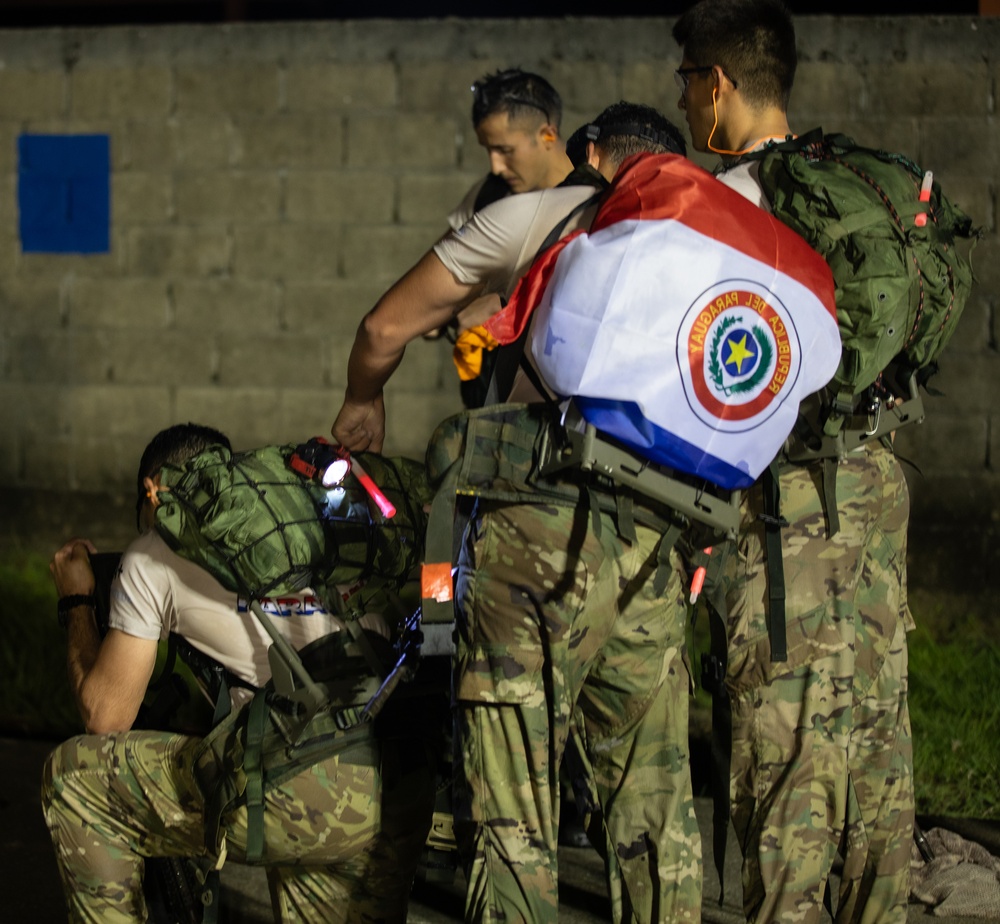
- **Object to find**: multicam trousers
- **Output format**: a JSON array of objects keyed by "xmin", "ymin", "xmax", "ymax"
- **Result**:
[
  {"xmin": 723, "ymin": 441, "xmax": 914, "ymax": 924},
  {"xmin": 453, "ymin": 498, "xmax": 701, "ymax": 923},
  {"xmin": 41, "ymin": 727, "xmax": 434, "ymax": 923}
]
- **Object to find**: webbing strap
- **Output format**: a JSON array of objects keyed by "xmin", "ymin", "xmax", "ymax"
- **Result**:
[
  {"xmin": 700, "ymin": 543, "xmax": 734, "ymax": 906},
  {"xmin": 652, "ymin": 522, "xmax": 683, "ymax": 598},
  {"xmin": 822, "ymin": 456, "xmax": 841, "ymax": 538},
  {"xmin": 762, "ymin": 464, "xmax": 787, "ymax": 663},
  {"xmin": 421, "ymin": 462, "xmax": 460, "ymax": 627},
  {"xmin": 242, "ymin": 692, "xmax": 269, "ymax": 863}
]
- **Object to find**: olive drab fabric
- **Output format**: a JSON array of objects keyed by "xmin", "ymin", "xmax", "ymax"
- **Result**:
[
  {"xmin": 154, "ymin": 443, "xmax": 432, "ymax": 613},
  {"xmin": 755, "ymin": 131, "xmax": 977, "ymax": 431}
]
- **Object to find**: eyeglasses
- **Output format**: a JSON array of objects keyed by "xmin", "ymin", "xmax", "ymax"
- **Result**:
[
  {"xmin": 674, "ymin": 65, "xmax": 713, "ymax": 93},
  {"xmin": 673, "ymin": 65, "xmax": 739, "ymax": 94}
]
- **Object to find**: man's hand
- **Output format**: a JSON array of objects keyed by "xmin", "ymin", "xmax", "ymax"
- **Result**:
[
  {"xmin": 332, "ymin": 393, "xmax": 386, "ymax": 453},
  {"xmin": 50, "ymin": 538, "xmax": 98, "ymax": 598}
]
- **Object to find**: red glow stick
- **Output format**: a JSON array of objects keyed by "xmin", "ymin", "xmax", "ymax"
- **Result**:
[{"xmin": 350, "ymin": 456, "xmax": 396, "ymax": 519}]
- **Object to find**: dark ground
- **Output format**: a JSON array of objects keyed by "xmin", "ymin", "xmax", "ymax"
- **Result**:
[{"xmin": 5, "ymin": 736, "xmax": 997, "ymax": 924}]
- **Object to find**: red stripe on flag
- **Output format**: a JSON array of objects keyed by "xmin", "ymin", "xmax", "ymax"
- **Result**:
[{"xmin": 596, "ymin": 154, "xmax": 837, "ymax": 321}]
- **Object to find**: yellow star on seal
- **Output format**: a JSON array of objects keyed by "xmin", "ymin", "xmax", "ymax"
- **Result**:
[{"xmin": 724, "ymin": 334, "xmax": 756, "ymax": 374}]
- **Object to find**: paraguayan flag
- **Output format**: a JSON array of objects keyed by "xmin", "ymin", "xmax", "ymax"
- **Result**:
[{"xmin": 487, "ymin": 153, "xmax": 841, "ymax": 489}]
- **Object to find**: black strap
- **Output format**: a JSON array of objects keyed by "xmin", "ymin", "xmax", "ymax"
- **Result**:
[
  {"xmin": 761, "ymin": 463, "xmax": 787, "ymax": 663},
  {"xmin": 698, "ymin": 543, "xmax": 734, "ymax": 906},
  {"xmin": 484, "ymin": 188, "xmax": 606, "ymax": 405},
  {"xmin": 242, "ymin": 691, "xmax": 270, "ymax": 863}
]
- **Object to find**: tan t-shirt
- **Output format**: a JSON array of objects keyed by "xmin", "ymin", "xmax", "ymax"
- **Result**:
[
  {"xmin": 434, "ymin": 185, "xmax": 601, "ymax": 301},
  {"xmin": 109, "ymin": 530, "xmax": 340, "ymax": 691}
]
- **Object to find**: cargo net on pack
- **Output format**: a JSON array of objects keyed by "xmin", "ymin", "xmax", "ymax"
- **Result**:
[{"xmin": 154, "ymin": 443, "xmax": 432, "ymax": 614}]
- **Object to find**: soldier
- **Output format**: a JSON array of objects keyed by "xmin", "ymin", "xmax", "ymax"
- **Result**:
[
  {"xmin": 448, "ymin": 67, "xmax": 573, "ymax": 229},
  {"xmin": 442, "ymin": 68, "xmax": 574, "ymax": 409},
  {"xmin": 673, "ymin": 2, "xmax": 914, "ymax": 922},
  {"xmin": 333, "ymin": 102, "xmax": 703, "ymax": 923},
  {"xmin": 42, "ymin": 423, "xmax": 436, "ymax": 924}
]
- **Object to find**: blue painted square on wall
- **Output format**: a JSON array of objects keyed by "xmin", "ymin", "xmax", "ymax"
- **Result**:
[{"xmin": 18, "ymin": 134, "xmax": 110, "ymax": 254}]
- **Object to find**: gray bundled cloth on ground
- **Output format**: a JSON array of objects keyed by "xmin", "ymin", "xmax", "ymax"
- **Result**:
[{"xmin": 911, "ymin": 827, "xmax": 1000, "ymax": 919}]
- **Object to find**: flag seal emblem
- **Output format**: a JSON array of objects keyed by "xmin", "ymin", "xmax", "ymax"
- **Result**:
[{"xmin": 679, "ymin": 281, "xmax": 801, "ymax": 431}]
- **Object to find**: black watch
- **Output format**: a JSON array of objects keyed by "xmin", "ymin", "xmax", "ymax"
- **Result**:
[{"xmin": 57, "ymin": 594, "xmax": 96, "ymax": 628}]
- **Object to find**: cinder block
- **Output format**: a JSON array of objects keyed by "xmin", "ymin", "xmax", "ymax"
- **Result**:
[
  {"xmin": 101, "ymin": 329, "xmax": 216, "ymax": 387},
  {"xmin": 173, "ymin": 278, "xmax": 280, "ymax": 335},
  {"xmin": 893, "ymin": 413, "xmax": 987, "ymax": 474},
  {"xmin": 824, "ymin": 120, "xmax": 920, "ymax": 160},
  {"xmin": 791, "ymin": 64, "xmax": 867, "ymax": 122},
  {"xmin": 216, "ymin": 332, "xmax": 327, "ymax": 389},
  {"xmin": 121, "ymin": 118, "xmax": 177, "ymax": 171},
  {"xmin": 621, "ymin": 63, "xmax": 679, "ymax": 117},
  {"xmin": 232, "ymin": 224, "xmax": 340, "ymax": 282},
  {"xmin": 922, "ymin": 118, "xmax": 996, "ymax": 179},
  {"xmin": 390, "ymin": 335, "xmax": 452, "ymax": 394},
  {"xmin": 340, "ymin": 225, "xmax": 438, "ymax": 285},
  {"xmin": 285, "ymin": 62, "xmax": 396, "ymax": 111},
  {"xmin": 0, "ymin": 123, "xmax": 19, "ymax": 176},
  {"xmin": 0, "ymin": 69, "xmax": 65, "ymax": 120},
  {"xmin": 17, "ymin": 234, "xmax": 126, "ymax": 280},
  {"xmin": 0, "ymin": 278, "xmax": 62, "ymax": 332},
  {"xmin": 347, "ymin": 114, "xmax": 457, "ymax": 169},
  {"xmin": 547, "ymin": 61, "xmax": 620, "ymax": 118},
  {"xmin": 20, "ymin": 430, "xmax": 74, "ymax": 490},
  {"xmin": 174, "ymin": 386, "xmax": 281, "ymax": 450},
  {"xmin": 175, "ymin": 64, "xmax": 279, "ymax": 116},
  {"xmin": 285, "ymin": 171, "xmax": 393, "ymax": 224},
  {"xmin": 69, "ymin": 277, "xmax": 171, "ymax": 329},
  {"xmin": 174, "ymin": 171, "xmax": 282, "ymax": 223},
  {"xmin": 966, "ymin": 237, "xmax": 1000, "ymax": 305},
  {"xmin": 234, "ymin": 114, "xmax": 344, "ymax": 169},
  {"xmin": 275, "ymin": 388, "xmax": 341, "ymax": 444},
  {"xmin": 172, "ymin": 117, "xmax": 238, "ymax": 170},
  {"xmin": 865, "ymin": 62, "xmax": 991, "ymax": 120},
  {"xmin": 382, "ymin": 383, "xmax": 464, "ymax": 460},
  {"xmin": 127, "ymin": 226, "xmax": 231, "ymax": 277},
  {"xmin": 4, "ymin": 330, "xmax": 112, "ymax": 385},
  {"xmin": 397, "ymin": 60, "xmax": 498, "ymax": 115},
  {"xmin": 71, "ymin": 66, "xmax": 171, "ymax": 119},
  {"xmin": 940, "ymin": 175, "xmax": 993, "ymax": 233},
  {"xmin": 62, "ymin": 384, "xmax": 172, "ymax": 439},
  {"xmin": 0, "ymin": 383, "xmax": 64, "ymax": 437},
  {"xmin": 399, "ymin": 174, "xmax": 482, "ymax": 226},
  {"xmin": 281, "ymin": 280, "xmax": 383, "ymax": 341},
  {"xmin": 113, "ymin": 171, "xmax": 173, "ymax": 225},
  {"xmin": 915, "ymin": 351, "xmax": 999, "ymax": 416},
  {"xmin": 0, "ymin": 431, "xmax": 19, "ymax": 483},
  {"xmin": 946, "ymin": 298, "xmax": 993, "ymax": 353}
]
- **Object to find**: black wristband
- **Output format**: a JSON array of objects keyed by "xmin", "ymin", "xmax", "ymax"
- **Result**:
[{"xmin": 57, "ymin": 593, "xmax": 96, "ymax": 628}]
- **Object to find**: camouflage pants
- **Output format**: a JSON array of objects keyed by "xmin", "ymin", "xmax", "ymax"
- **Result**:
[
  {"xmin": 724, "ymin": 442, "xmax": 914, "ymax": 924},
  {"xmin": 41, "ymin": 728, "xmax": 433, "ymax": 923},
  {"xmin": 453, "ymin": 499, "xmax": 701, "ymax": 923}
]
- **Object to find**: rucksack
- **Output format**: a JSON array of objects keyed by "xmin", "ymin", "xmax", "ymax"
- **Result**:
[
  {"xmin": 154, "ymin": 441, "xmax": 432, "ymax": 615},
  {"xmin": 751, "ymin": 130, "xmax": 978, "ymax": 438}
]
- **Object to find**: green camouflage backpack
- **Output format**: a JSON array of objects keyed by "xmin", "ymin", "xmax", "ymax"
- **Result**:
[
  {"xmin": 154, "ymin": 440, "xmax": 432, "ymax": 615},
  {"xmin": 752, "ymin": 130, "xmax": 978, "ymax": 437}
]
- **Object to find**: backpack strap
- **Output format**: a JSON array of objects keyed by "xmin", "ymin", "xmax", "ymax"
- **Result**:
[{"xmin": 761, "ymin": 462, "xmax": 788, "ymax": 663}]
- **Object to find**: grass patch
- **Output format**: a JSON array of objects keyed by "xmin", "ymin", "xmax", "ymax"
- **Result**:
[
  {"xmin": 908, "ymin": 624, "xmax": 1000, "ymax": 819},
  {"xmin": 0, "ymin": 549, "xmax": 81, "ymax": 738}
]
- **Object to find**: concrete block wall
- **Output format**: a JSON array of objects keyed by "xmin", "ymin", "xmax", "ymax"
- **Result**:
[{"xmin": 0, "ymin": 15, "xmax": 997, "ymax": 589}]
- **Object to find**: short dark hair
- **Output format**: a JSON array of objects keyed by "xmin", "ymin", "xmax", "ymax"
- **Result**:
[
  {"xmin": 135, "ymin": 423, "xmax": 230, "ymax": 529},
  {"xmin": 673, "ymin": 0, "xmax": 797, "ymax": 111},
  {"xmin": 581, "ymin": 101, "xmax": 687, "ymax": 169},
  {"xmin": 471, "ymin": 68, "xmax": 562, "ymax": 131}
]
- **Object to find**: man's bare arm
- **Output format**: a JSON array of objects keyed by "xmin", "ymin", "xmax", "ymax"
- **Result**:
[
  {"xmin": 332, "ymin": 250, "xmax": 478, "ymax": 452},
  {"xmin": 51, "ymin": 538, "xmax": 157, "ymax": 734}
]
